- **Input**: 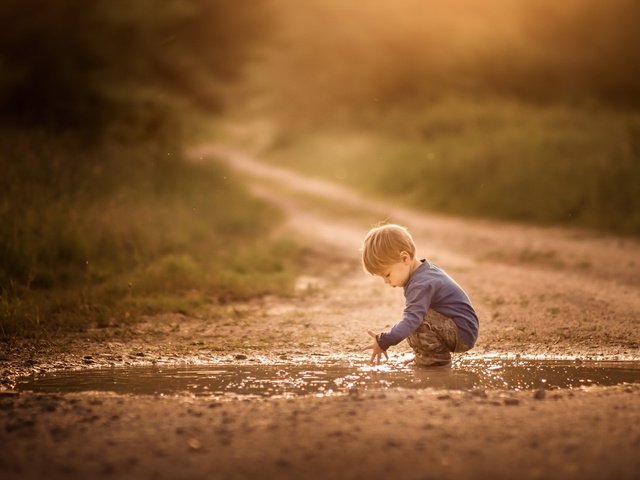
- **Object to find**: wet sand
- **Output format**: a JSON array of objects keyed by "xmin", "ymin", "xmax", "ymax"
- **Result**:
[{"xmin": 1, "ymin": 384, "xmax": 639, "ymax": 480}]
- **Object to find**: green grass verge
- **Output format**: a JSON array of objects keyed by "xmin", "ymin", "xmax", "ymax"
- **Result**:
[
  {"xmin": 0, "ymin": 132, "xmax": 302, "ymax": 339},
  {"xmin": 264, "ymin": 98, "xmax": 640, "ymax": 235}
]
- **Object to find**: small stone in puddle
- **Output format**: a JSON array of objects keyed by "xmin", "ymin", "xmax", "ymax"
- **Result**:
[
  {"xmin": 504, "ymin": 398, "xmax": 520, "ymax": 406},
  {"xmin": 533, "ymin": 389, "xmax": 546, "ymax": 400},
  {"xmin": 234, "ymin": 354, "xmax": 248, "ymax": 360}
]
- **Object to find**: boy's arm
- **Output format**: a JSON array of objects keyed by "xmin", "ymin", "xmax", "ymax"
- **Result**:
[{"xmin": 377, "ymin": 281, "xmax": 433, "ymax": 350}]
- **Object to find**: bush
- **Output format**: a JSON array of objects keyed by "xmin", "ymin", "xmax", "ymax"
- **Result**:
[
  {"xmin": 0, "ymin": 133, "xmax": 301, "ymax": 338},
  {"xmin": 265, "ymin": 98, "xmax": 640, "ymax": 235}
]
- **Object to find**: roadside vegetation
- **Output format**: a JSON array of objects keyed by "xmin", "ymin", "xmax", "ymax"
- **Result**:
[
  {"xmin": 263, "ymin": 98, "xmax": 640, "ymax": 234},
  {"xmin": 0, "ymin": 1, "xmax": 301, "ymax": 339},
  {"xmin": 243, "ymin": 0, "xmax": 640, "ymax": 235},
  {"xmin": 0, "ymin": 132, "xmax": 301, "ymax": 338}
]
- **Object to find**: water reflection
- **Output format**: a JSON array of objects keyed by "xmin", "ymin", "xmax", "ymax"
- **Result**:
[{"xmin": 15, "ymin": 358, "xmax": 640, "ymax": 399}]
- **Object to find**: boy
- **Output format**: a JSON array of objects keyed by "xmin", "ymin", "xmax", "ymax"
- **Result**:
[{"xmin": 361, "ymin": 224, "xmax": 479, "ymax": 366}]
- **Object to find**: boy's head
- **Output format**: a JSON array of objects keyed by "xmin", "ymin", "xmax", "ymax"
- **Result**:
[{"xmin": 361, "ymin": 224, "xmax": 416, "ymax": 277}]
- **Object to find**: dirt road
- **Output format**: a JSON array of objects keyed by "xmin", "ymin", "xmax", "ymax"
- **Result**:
[
  {"xmin": 199, "ymin": 143, "xmax": 640, "ymax": 359},
  {"xmin": 1, "ymin": 144, "xmax": 639, "ymax": 480}
]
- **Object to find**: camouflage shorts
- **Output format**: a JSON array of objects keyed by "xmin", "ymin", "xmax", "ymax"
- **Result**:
[{"xmin": 406, "ymin": 310, "xmax": 471, "ymax": 366}]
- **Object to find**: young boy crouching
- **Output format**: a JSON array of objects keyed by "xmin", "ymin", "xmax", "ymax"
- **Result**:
[{"xmin": 361, "ymin": 224, "xmax": 479, "ymax": 366}]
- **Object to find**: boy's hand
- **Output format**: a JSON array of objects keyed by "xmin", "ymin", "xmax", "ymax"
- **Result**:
[{"xmin": 361, "ymin": 330, "xmax": 389, "ymax": 364}]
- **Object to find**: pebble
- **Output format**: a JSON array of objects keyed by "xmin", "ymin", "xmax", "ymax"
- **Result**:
[
  {"xmin": 533, "ymin": 389, "xmax": 546, "ymax": 400},
  {"xmin": 234, "ymin": 354, "xmax": 248, "ymax": 360},
  {"xmin": 504, "ymin": 398, "xmax": 520, "ymax": 406},
  {"xmin": 49, "ymin": 426, "xmax": 66, "ymax": 438},
  {"xmin": 187, "ymin": 438, "xmax": 202, "ymax": 451},
  {"xmin": 40, "ymin": 403, "xmax": 57, "ymax": 413},
  {"xmin": 470, "ymin": 389, "xmax": 488, "ymax": 399}
]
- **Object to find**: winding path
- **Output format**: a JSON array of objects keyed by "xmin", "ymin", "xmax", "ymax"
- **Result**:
[{"xmin": 193, "ymin": 143, "xmax": 640, "ymax": 359}]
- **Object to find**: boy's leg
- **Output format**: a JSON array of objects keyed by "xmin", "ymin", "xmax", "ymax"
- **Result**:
[{"xmin": 406, "ymin": 310, "xmax": 468, "ymax": 366}]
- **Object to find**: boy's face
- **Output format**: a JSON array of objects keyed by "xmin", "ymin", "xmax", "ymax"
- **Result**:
[{"xmin": 379, "ymin": 252, "xmax": 413, "ymax": 288}]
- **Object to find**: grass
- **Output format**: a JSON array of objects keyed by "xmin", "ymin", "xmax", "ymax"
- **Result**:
[
  {"xmin": 0, "ymin": 130, "xmax": 302, "ymax": 339},
  {"xmin": 262, "ymin": 97, "xmax": 640, "ymax": 235}
]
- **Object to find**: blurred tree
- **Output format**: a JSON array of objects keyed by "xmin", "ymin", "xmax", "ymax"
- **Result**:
[
  {"xmin": 518, "ymin": 0, "xmax": 640, "ymax": 107},
  {"xmin": 0, "ymin": 0, "xmax": 272, "ymax": 139},
  {"xmin": 252, "ymin": 0, "xmax": 640, "ymax": 126}
]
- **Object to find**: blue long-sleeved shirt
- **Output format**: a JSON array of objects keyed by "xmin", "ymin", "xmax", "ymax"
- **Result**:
[{"xmin": 377, "ymin": 260, "xmax": 479, "ymax": 350}]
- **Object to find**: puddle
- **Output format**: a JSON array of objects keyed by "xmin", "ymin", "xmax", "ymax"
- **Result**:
[{"xmin": 16, "ymin": 358, "xmax": 640, "ymax": 399}]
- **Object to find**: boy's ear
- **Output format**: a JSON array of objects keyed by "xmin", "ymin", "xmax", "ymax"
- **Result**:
[{"xmin": 400, "ymin": 251, "xmax": 410, "ymax": 263}]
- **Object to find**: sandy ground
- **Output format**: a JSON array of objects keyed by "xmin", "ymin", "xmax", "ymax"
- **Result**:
[{"xmin": 1, "ymin": 143, "xmax": 639, "ymax": 480}]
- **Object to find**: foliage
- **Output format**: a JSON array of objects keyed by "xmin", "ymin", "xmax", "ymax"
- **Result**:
[
  {"xmin": 251, "ymin": 0, "xmax": 640, "ymax": 126},
  {"xmin": 0, "ymin": 2, "xmax": 294, "ymax": 339},
  {"xmin": 0, "ymin": 0, "xmax": 271, "ymax": 139},
  {"xmin": 265, "ymin": 98, "xmax": 640, "ymax": 235},
  {"xmin": 0, "ymin": 133, "xmax": 302, "ymax": 338}
]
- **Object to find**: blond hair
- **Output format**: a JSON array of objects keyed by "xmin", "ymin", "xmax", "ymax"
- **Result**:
[{"xmin": 361, "ymin": 224, "xmax": 416, "ymax": 275}]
